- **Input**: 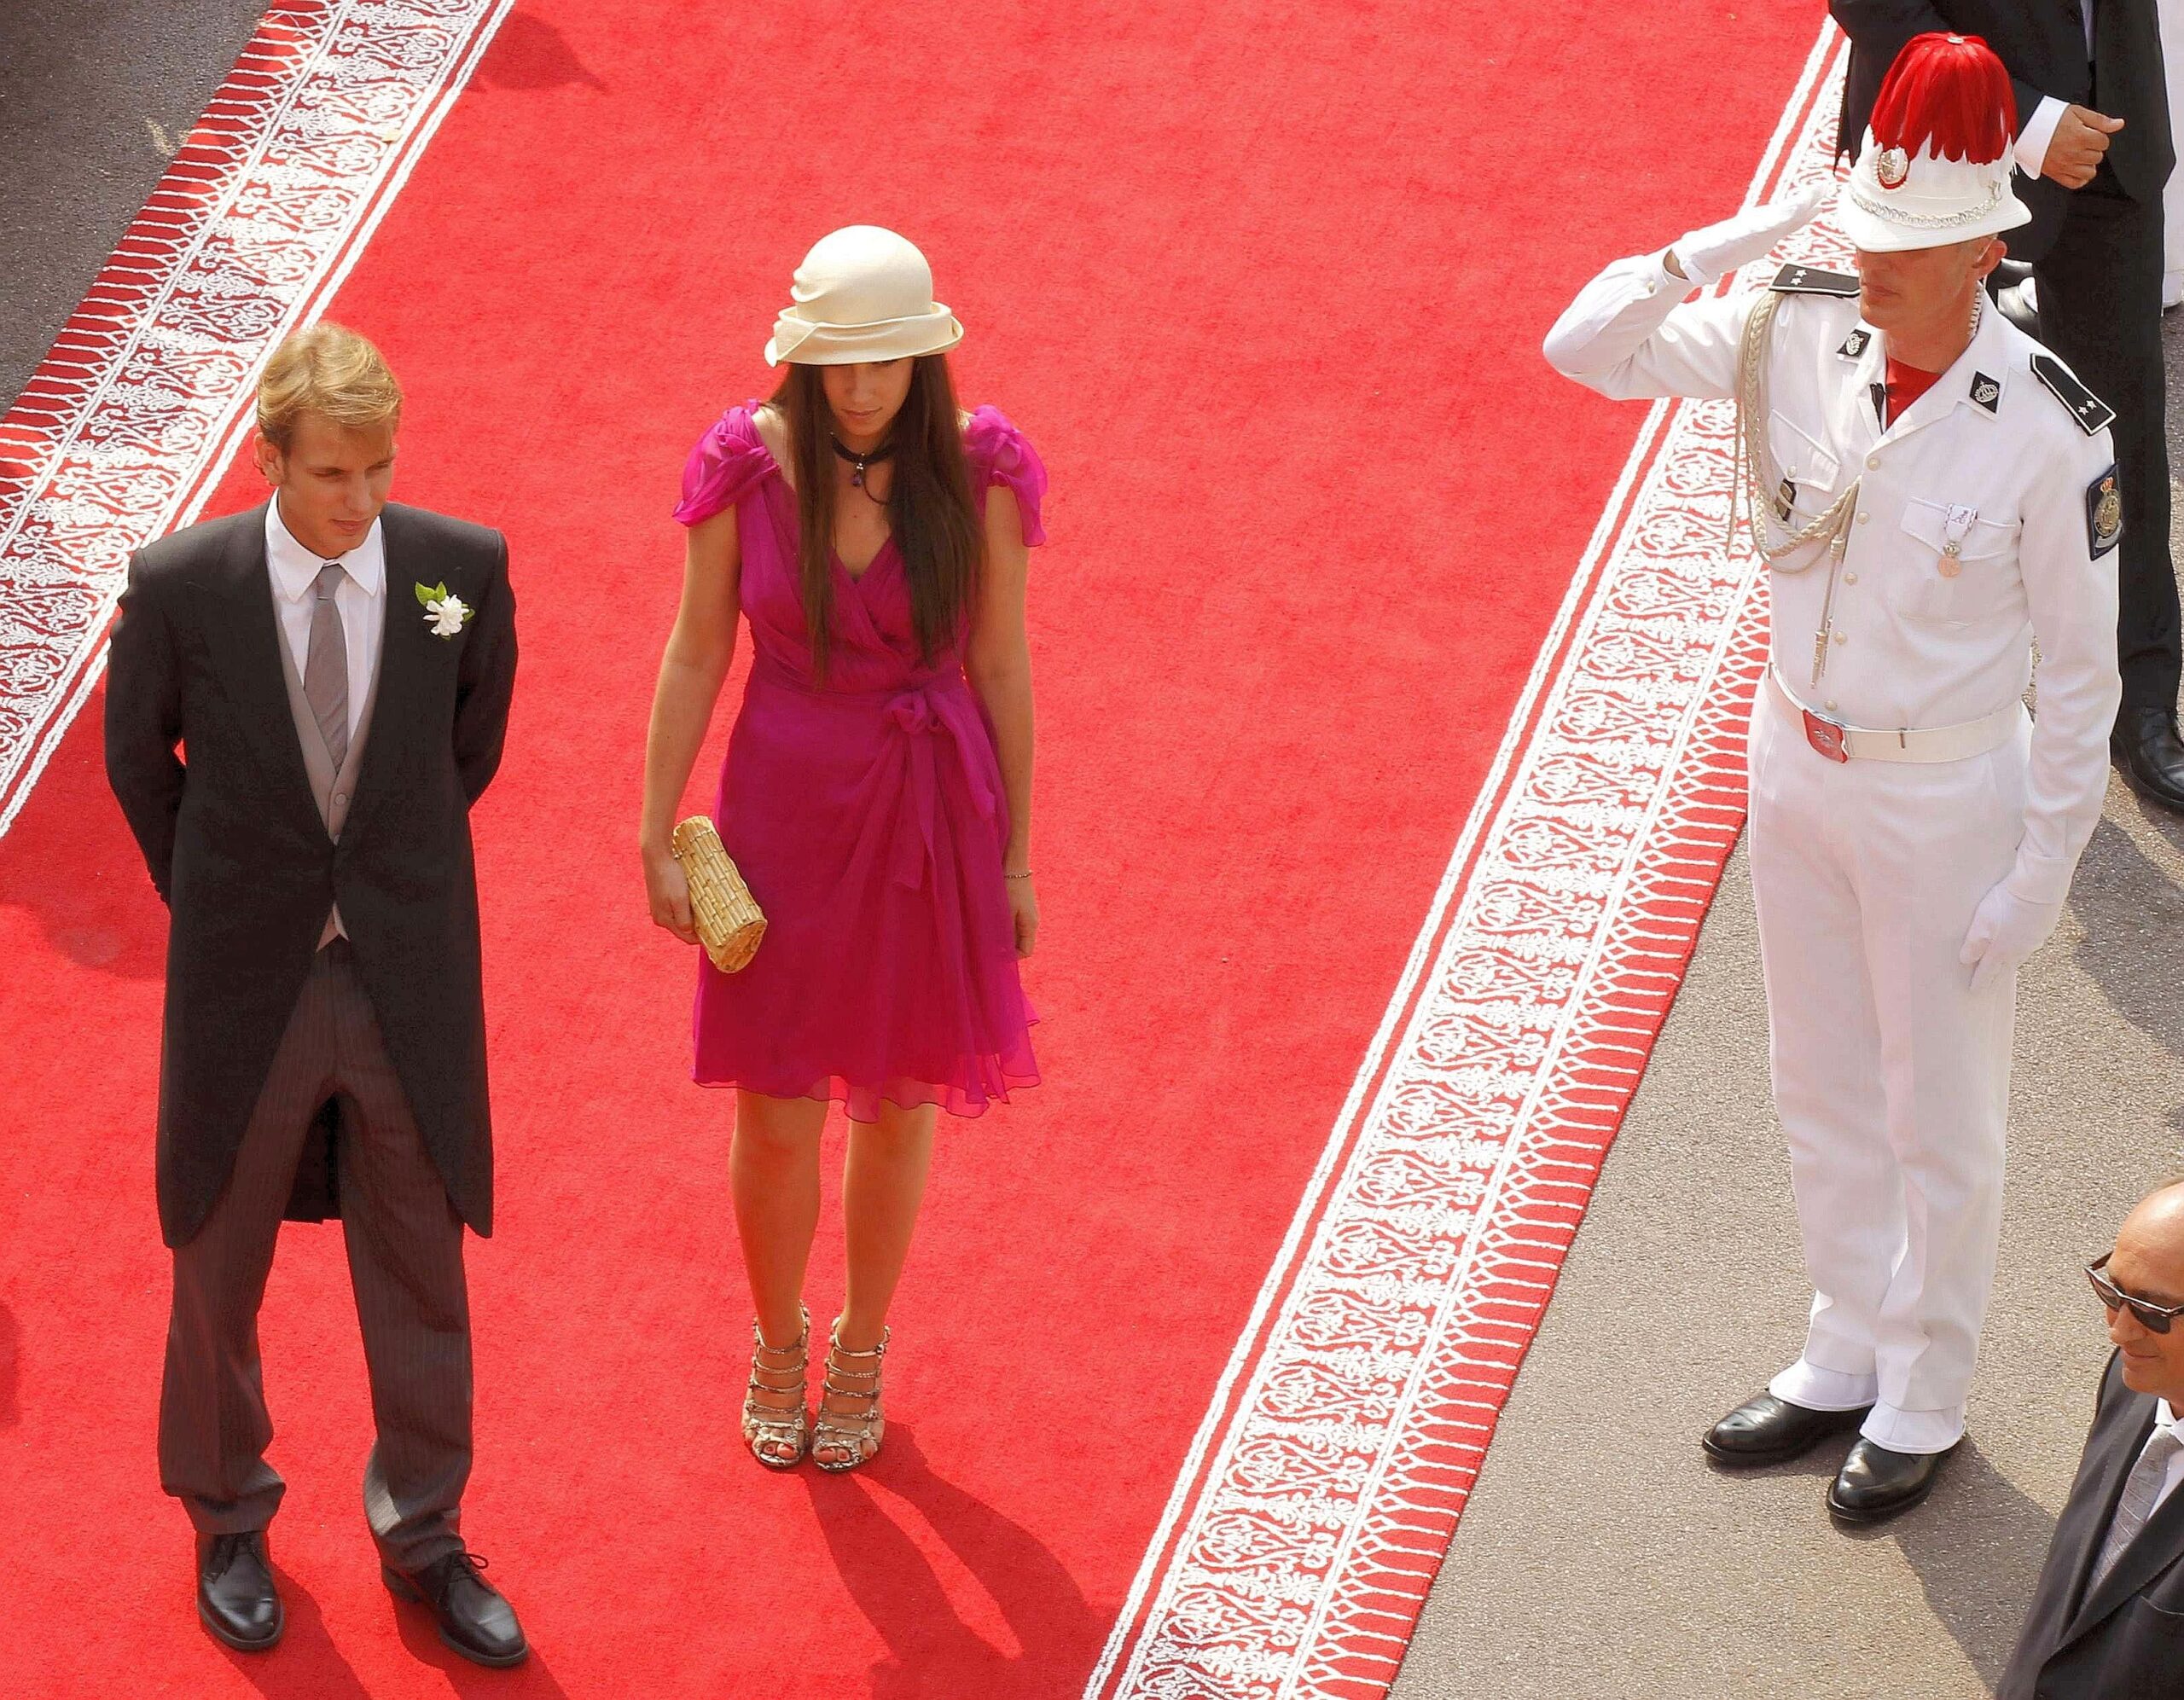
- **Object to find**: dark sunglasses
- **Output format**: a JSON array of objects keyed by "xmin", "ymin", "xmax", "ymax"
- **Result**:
[{"xmin": 2087, "ymin": 1253, "xmax": 2184, "ymax": 1335}]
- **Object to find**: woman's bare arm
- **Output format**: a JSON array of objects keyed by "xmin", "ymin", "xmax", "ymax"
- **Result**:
[
  {"xmin": 965, "ymin": 484, "xmax": 1037, "ymax": 953},
  {"xmin": 640, "ymin": 509, "xmax": 742, "ymax": 940}
]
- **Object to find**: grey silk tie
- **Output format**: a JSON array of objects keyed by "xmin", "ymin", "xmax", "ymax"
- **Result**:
[
  {"xmin": 2088, "ymin": 1425, "xmax": 2184, "ymax": 1592},
  {"xmin": 305, "ymin": 561, "xmax": 350, "ymax": 771}
]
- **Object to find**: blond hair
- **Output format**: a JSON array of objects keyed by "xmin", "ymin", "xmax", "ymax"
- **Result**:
[{"xmin": 255, "ymin": 322, "xmax": 402, "ymax": 450}]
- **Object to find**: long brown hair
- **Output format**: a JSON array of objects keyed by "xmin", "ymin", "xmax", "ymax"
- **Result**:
[{"xmin": 772, "ymin": 355, "xmax": 984, "ymax": 678}]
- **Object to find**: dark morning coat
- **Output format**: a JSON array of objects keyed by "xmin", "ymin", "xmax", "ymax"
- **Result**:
[
  {"xmin": 1827, "ymin": 0, "xmax": 2174, "ymax": 264},
  {"xmin": 1998, "ymin": 1351, "xmax": 2184, "ymax": 1700},
  {"xmin": 103, "ymin": 501, "xmax": 517, "ymax": 1247}
]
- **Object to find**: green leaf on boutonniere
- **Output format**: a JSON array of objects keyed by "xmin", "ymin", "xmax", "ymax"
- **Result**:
[{"xmin": 414, "ymin": 581, "xmax": 449, "ymax": 608}]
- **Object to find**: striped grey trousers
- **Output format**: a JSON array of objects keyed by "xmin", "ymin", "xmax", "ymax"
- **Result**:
[{"xmin": 157, "ymin": 939, "xmax": 471, "ymax": 1569}]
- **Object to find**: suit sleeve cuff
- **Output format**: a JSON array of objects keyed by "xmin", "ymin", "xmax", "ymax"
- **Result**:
[{"xmin": 2014, "ymin": 96, "xmax": 2068, "ymax": 179}]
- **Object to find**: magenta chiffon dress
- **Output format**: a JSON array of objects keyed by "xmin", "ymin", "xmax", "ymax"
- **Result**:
[{"xmin": 671, "ymin": 403, "xmax": 1044, "ymax": 1118}]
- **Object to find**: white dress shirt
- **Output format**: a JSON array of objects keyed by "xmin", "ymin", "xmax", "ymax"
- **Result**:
[
  {"xmin": 264, "ymin": 497, "xmax": 385, "ymax": 751},
  {"xmin": 1543, "ymin": 255, "xmax": 2122, "ymax": 910}
]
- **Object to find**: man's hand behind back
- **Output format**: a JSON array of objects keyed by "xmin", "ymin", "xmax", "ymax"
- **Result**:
[{"xmin": 2044, "ymin": 104, "xmax": 2126, "ymax": 189}]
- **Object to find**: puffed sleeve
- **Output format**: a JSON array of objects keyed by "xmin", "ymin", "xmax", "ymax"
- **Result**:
[
  {"xmin": 673, "ymin": 403, "xmax": 777, "ymax": 527},
  {"xmin": 962, "ymin": 406, "xmax": 1048, "ymax": 546}
]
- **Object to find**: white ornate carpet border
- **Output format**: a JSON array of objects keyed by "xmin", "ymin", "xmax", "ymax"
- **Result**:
[
  {"xmin": 1088, "ymin": 26, "xmax": 1856, "ymax": 1700},
  {"xmin": 0, "ymin": 0, "xmax": 516, "ymax": 836}
]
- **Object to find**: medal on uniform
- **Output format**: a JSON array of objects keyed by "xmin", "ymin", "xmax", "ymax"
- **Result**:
[
  {"xmin": 1774, "ymin": 477, "xmax": 1797, "ymax": 522},
  {"xmin": 1938, "ymin": 506, "xmax": 1978, "ymax": 579}
]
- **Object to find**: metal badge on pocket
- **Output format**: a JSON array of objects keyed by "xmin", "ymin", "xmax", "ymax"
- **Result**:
[{"xmin": 1937, "ymin": 505, "xmax": 1978, "ymax": 578}]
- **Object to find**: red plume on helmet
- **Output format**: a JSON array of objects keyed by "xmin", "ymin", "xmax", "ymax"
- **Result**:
[{"xmin": 1869, "ymin": 32, "xmax": 2018, "ymax": 164}]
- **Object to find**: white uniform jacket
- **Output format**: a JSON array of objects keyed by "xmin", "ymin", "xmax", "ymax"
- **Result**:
[{"xmin": 1544, "ymin": 253, "xmax": 2122, "ymax": 911}]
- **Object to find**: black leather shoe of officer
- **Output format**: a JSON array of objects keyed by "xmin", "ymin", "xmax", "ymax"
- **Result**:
[
  {"xmin": 383, "ymin": 1549, "xmax": 528, "ymax": 1668},
  {"xmin": 1702, "ymin": 1392, "xmax": 1870, "ymax": 1466},
  {"xmin": 197, "ymin": 1530, "xmax": 283, "ymax": 1651},
  {"xmin": 2111, "ymin": 707, "xmax": 2184, "ymax": 814},
  {"xmin": 1827, "ymin": 1437, "xmax": 1956, "ymax": 1523}
]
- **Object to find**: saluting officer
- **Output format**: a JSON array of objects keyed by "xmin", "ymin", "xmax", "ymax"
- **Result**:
[{"xmin": 1544, "ymin": 32, "xmax": 2122, "ymax": 1523}]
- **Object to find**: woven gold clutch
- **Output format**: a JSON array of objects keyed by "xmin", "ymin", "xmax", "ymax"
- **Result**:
[{"xmin": 669, "ymin": 815, "xmax": 766, "ymax": 973}]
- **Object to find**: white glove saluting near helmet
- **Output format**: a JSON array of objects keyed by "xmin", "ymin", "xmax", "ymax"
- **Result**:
[{"xmin": 1669, "ymin": 183, "xmax": 1830, "ymax": 286}]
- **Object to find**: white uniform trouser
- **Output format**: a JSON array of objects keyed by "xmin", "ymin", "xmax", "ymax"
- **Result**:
[{"xmin": 1748, "ymin": 690, "xmax": 2027, "ymax": 1454}]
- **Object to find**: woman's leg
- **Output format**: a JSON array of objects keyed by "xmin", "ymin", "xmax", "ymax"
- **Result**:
[
  {"xmin": 813, "ymin": 1099, "xmax": 937, "ymax": 1465},
  {"xmin": 730, "ymin": 1089, "xmax": 827, "ymax": 1352},
  {"xmin": 837, "ymin": 1099, "xmax": 938, "ymax": 1351}
]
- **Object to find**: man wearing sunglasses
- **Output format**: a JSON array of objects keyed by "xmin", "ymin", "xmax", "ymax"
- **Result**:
[{"xmin": 2001, "ymin": 1182, "xmax": 2184, "ymax": 1697}]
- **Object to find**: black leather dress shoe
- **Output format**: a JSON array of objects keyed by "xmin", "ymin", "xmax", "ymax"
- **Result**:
[
  {"xmin": 1827, "ymin": 1437, "xmax": 1956, "ymax": 1523},
  {"xmin": 197, "ymin": 1530, "xmax": 283, "ymax": 1651},
  {"xmin": 384, "ymin": 1550, "xmax": 528, "ymax": 1668},
  {"xmin": 1702, "ymin": 1392, "xmax": 1870, "ymax": 1466},
  {"xmin": 2112, "ymin": 707, "xmax": 2184, "ymax": 814}
]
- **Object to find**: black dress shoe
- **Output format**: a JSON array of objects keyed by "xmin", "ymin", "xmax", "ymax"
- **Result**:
[
  {"xmin": 1827, "ymin": 1437, "xmax": 1956, "ymax": 1523},
  {"xmin": 384, "ymin": 1550, "xmax": 528, "ymax": 1668},
  {"xmin": 1702, "ymin": 1392, "xmax": 1870, "ymax": 1466},
  {"xmin": 2112, "ymin": 707, "xmax": 2184, "ymax": 814},
  {"xmin": 197, "ymin": 1530, "xmax": 283, "ymax": 1651}
]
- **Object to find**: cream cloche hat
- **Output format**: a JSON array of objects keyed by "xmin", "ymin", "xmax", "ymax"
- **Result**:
[
  {"xmin": 764, "ymin": 226, "xmax": 965, "ymax": 367},
  {"xmin": 1834, "ymin": 32, "xmax": 2030, "ymax": 254}
]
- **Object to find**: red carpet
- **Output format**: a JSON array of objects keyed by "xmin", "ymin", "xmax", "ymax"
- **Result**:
[{"xmin": 0, "ymin": 3, "xmax": 1824, "ymax": 1694}]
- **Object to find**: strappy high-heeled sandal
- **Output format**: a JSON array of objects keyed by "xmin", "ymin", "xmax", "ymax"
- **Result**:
[
  {"xmin": 811, "ymin": 1320, "xmax": 888, "ymax": 1473},
  {"xmin": 741, "ymin": 1308, "xmax": 810, "ymax": 1470}
]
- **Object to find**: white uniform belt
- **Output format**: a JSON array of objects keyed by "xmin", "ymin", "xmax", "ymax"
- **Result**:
[{"xmin": 1767, "ymin": 667, "xmax": 2023, "ymax": 764}]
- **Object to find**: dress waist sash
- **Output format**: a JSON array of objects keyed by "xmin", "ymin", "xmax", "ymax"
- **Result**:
[{"xmin": 747, "ymin": 659, "xmax": 997, "ymax": 889}]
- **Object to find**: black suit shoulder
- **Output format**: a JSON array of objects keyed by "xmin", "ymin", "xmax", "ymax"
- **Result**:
[
  {"xmin": 383, "ymin": 502, "xmax": 506, "ymax": 566},
  {"xmin": 128, "ymin": 504, "xmax": 261, "ymax": 589}
]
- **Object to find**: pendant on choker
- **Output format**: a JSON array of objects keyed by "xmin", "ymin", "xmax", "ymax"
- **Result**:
[{"xmin": 831, "ymin": 436, "xmax": 896, "ymax": 491}]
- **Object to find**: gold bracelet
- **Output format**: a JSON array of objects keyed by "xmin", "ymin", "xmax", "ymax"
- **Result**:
[{"xmin": 1004, "ymin": 868, "xmax": 1034, "ymax": 880}]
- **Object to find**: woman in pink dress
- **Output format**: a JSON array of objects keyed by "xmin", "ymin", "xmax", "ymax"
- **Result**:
[{"xmin": 640, "ymin": 227, "xmax": 1043, "ymax": 1472}]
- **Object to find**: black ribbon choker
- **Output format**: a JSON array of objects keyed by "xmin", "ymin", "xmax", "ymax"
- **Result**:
[{"xmin": 831, "ymin": 437, "xmax": 896, "ymax": 489}]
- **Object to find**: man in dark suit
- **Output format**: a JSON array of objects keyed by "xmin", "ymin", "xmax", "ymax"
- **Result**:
[
  {"xmin": 104, "ymin": 323, "xmax": 526, "ymax": 1666},
  {"xmin": 1831, "ymin": 2, "xmax": 2184, "ymax": 810},
  {"xmin": 2001, "ymin": 1182, "xmax": 2184, "ymax": 1697}
]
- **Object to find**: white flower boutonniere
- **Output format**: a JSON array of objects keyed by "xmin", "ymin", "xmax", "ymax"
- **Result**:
[{"xmin": 415, "ymin": 581, "xmax": 473, "ymax": 638}]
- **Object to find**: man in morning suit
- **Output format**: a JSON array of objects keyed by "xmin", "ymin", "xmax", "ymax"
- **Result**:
[
  {"xmin": 2001, "ymin": 1182, "xmax": 2184, "ymax": 1697},
  {"xmin": 103, "ymin": 323, "xmax": 526, "ymax": 1666},
  {"xmin": 1830, "ymin": 0, "xmax": 2184, "ymax": 810}
]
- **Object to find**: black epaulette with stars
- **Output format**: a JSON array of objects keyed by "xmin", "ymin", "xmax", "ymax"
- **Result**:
[
  {"xmin": 2030, "ymin": 353, "xmax": 2116, "ymax": 435},
  {"xmin": 1770, "ymin": 264, "xmax": 1861, "ymax": 298}
]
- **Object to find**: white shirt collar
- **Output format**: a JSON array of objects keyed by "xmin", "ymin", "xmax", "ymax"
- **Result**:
[
  {"xmin": 2158, "ymin": 1399, "xmax": 2181, "ymax": 1434},
  {"xmin": 264, "ymin": 498, "xmax": 386, "ymax": 601}
]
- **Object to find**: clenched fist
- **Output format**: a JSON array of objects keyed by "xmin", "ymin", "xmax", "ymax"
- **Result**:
[{"xmin": 2042, "ymin": 105, "xmax": 2125, "ymax": 190}]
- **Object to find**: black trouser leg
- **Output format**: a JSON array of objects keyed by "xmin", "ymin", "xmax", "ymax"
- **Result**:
[
  {"xmin": 157, "ymin": 943, "xmax": 472, "ymax": 1570},
  {"xmin": 322, "ymin": 948, "xmax": 473, "ymax": 1573},
  {"xmin": 2033, "ymin": 183, "xmax": 2179, "ymax": 716},
  {"xmin": 159, "ymin": 953, "xmax": 338, "ymax": 1534}
]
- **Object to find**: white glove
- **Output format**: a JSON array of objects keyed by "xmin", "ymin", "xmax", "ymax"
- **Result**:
[
  {"xmin": 1671, "ymin": 183, "xmax": 1829, "ymax": 286},
  {"xmin": 1959, "ymin": 879, "xmax": 2066, "ymax": 995}
]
